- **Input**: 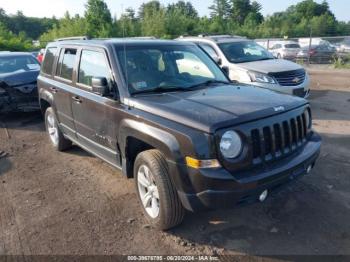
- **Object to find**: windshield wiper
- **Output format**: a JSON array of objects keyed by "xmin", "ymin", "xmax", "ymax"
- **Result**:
[
  {"xmin": 187, "ymin": 80, "xmax": 231, "ymax": 89},
  {"xmin": 132, "ymin": 80, "xmax": 231, "ymax": 95},
  {"xmin": 132, "ymin": 86, "xmax": 190, "ymax": 95},
  {"xmin": 256, "ymin": 57, "xmax": 274, "ymax": 61}
]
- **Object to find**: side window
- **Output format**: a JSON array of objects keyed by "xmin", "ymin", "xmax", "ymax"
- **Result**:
[
  {"xmin": 78, "ymin": 50, "xmax": 111, "ymax": 87},
  {"xmin": 199, "ymin": 44, "xmax": 218, "ymax": 58},
  {"xmin": 42, "ymin": 47, "xmax": 57, "ymax": 75},
  {"xmin": 56, "ymin": 48, "xmax": 77, "ymax": 81}
]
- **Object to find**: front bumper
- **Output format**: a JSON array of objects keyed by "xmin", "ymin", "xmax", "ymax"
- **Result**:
[
  {"xmin": 242, "ymin": 74, "xmax": 310, "ymax": 98},
  {"xmin": 177, "ymin": 132, "xmax": 321, "ymax": 212},
  {"xmin": 0, "ymin": 93, "xmax": 39, "ymax": 113}
]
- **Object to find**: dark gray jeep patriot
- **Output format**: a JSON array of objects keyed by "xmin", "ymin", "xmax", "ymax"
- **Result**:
[{"xmin": 37, "ymin": 39, "xmax": 321, "ymax": 230}]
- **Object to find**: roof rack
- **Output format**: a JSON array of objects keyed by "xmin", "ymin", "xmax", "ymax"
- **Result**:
[
  {"xmin": 125, "ymin": 36, "xmax": 157, "ymax": 40},
  {"xmin": 101, "ymin": 36, "xmax": 157, "ymax": 40},
  {"xmin": 179, "ymin": 34, "xmax": 246, "ymax": 41},
  {"xmin": 55, "ymin": 36, "xmax": 90, "ymax": 42}
]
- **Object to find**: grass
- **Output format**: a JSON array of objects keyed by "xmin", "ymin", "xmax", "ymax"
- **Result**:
[{"xmin": 333, "ymin": 55, "xmax": 350, "ymax": 69}]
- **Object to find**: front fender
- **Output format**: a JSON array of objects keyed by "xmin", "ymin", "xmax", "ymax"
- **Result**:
[
  {"xmin": 119, "ymin": 119, "xmax": 194, "ymax": 193},
  {"xmin": 119, "ymin": 119, "xmax": 182, "ymax": 162}
]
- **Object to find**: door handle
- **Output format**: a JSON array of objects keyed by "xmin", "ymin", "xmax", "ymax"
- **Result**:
[
  {"xmin": 50, "ymin": 87, "xmax": 58, "ymax": 93},
  {"xmin": 72, "ymin": 96, "xmax": 82, "ymax": 104}
]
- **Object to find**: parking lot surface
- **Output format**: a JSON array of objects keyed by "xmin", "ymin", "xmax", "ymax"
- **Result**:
[{"xmin": 0, "ymin": 68, "xmax": 349, "ymax": 257}]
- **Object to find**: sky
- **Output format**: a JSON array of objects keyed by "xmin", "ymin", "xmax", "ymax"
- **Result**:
[{"xmin": 0, "ymin": 0, "xmax": 348, "ymax": 22}]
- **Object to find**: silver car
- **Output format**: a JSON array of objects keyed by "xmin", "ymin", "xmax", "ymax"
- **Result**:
[
  {"xmin": 339, "ymin": 39, "xmax": 350, "ymax": 53},
  {"xmin": 270, "ymin": 41, "xmax": 301, "ymax": 60},
  {"xmin": 177, "ymin": 35, "xmax": 310, "ymax": 98}
]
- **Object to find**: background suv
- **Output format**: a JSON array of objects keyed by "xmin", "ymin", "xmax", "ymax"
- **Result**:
[
  {"xmin": 178, "ymin": 35, "xmax": 310, "ymax": 98},
  {"xmin": 270, "ymin": 41, "xmax": 301, "ymax": 60}
]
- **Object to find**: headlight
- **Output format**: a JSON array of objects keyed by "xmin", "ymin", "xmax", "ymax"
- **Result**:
[
  {"xmin": 248, "ymin": 71, "xmax": 276, "ymax": 84},
  {"xmin": 304, "ymin": 108, "xmax": 312, "ymax": 130},
  {"xmin": 220, "ymin": 131, "xmax": 242, "ymax": 159}
]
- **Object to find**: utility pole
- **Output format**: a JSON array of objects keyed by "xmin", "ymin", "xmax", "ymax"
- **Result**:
[{"xmin": 307, "ymin": 25, "xmax": 313, "ymax": 66}]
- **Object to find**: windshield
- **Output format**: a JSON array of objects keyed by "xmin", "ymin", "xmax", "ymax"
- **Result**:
[
  {"xmin": 115, "ymin": 44, "xmax": 228, "ymax": 95},
  {"xmin": 218, "ymin": 41, "xmax": 274, "ymax": 63},
  {"xmin": 0, "ymin": 55, "xmax": 40, "ymax": 74},
  {"xmin": 285, "ymin": 44, "xmax": 301, "ymax": 49}
]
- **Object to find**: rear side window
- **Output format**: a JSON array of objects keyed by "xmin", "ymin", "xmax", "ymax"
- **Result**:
[
  {"xmin": 78, "ymin": 50, "xmax": 111, "ymax": 87},
  {"xmin": 56, "ymin": 48, "xmax": 77, "ymax": 81},
  {"xmin": 42, "ymin": 47, "xmax": 57, "ymax": 75}
]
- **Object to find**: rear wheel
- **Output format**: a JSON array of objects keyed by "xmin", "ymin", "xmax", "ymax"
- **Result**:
[
  {"xmin": 45, "ymin": 107, "xmax": 71, "ymax": 151},
  {"xmin": 134, "ymin": 149, "xmax": 185, "ymax": 230}
]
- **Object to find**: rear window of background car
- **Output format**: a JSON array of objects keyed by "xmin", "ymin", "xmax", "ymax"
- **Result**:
[
  {"xmin": 42, "ymin": 47, "xmax": 57, "ymax": 75},
  {"xmin": 56, "ymin": 48, "xmax": 77, "ymax": 81},
  {"xmin": 285, "ymin": 44, "xmax": 301, "ymax": 48}
]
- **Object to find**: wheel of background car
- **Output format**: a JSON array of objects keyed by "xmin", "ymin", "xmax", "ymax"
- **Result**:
[
  {"xmin": 45, "ymin": 107, "xmax": 72, "ymax": 151},
  {"xmin": 134, "ymin": 149, "xmax": 185, "ymax": 230},
  {"xmin": 277, "ymin": 53, "xmax": 282, "ymax": 59}
]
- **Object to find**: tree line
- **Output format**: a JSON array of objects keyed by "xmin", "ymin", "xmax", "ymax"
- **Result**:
[{"xmin": 0, "ymin": 0, "xmax": 349, "ymax": 51}]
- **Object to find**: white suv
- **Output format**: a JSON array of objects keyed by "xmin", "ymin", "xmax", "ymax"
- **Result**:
[
  {"xmin": 177, "ymin": 35, "xmax": 310, "ymax": 98},
  {"xmin": 270, "ymin": 41, "xmax": 301, "ymax": 60}
]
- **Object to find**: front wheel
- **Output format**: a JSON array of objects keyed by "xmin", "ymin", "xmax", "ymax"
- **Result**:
[
  {"xmin": 45, "ymin": 107, "xmax": 72, "ymax": 151},
  {"xmin": 134, "ymin": 150, "xmax": 185, "ymax": 230}
]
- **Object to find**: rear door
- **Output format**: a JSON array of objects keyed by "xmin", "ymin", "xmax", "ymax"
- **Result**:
[
  {"xmin": 51, "ymin": 47, "xmax": 78, "ymax": 138},
  {"xmin": 71, "ymin": 47, "xmax": 121, "ymax": 167}
]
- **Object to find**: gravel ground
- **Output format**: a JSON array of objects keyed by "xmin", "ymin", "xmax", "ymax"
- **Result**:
[{"xmin": 0, "ymin": 69, "xmax": 349, "ymax": 258}]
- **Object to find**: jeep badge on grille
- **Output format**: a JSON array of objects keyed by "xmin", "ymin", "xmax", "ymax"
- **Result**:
[{"xmin": 274, "ymin": 106, "xmax": 285, "ymax": 112}]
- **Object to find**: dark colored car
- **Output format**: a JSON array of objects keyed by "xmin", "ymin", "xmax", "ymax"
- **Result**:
[
  {"xmin": 297, "ymin": 44, "xmax": 337, "ymax": 64},
  {"xmin": 0, "ymin": 52, "xmax": 41, "ymax": 113},
  {"xmin": 38, "ymin": 39, "xmax": 321, "ymax": 230}
]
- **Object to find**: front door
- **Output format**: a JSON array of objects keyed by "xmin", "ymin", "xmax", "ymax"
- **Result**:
[{"xmin": 71, "ymin": 48, "xmax": 121, "ymax": 167}]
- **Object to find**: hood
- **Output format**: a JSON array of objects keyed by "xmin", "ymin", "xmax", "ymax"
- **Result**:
[
  {"xmin": 0, "ymin": 70, "xmax": 39, "ymax": 87},
  {"xmin": 127, "ymin": 84, "xmax": 307, "ymax": 133},
  {"xmin": 238, "ymin": 59, "xmax": 302, "ymax": 74}
]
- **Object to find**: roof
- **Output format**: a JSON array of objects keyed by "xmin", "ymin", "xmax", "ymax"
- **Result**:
[
  {"xmin": 178, "ymin": 35, "xmax": 248, "ymax": 44},
  {"xmin": 281, "ymin": 41, "xmax": 299, "ymax": 45},
  {"xmin": 0, "ymin": 52, "xmax": 35, "ymax": 57},
  {"xmin": 47, "ymin": 38, "xmax": 195, "ymax": 48}
]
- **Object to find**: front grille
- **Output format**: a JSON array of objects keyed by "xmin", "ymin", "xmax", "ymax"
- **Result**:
[
  {"xmin": 250, "ymin": 111, "xmax": 308, "ymax": 164},
  {"xmin": 270, "ymin": 69, "xmax": 306, "ymax": 86}
]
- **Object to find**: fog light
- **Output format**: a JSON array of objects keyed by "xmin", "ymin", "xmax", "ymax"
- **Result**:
[
  {"xmin": 306, "ymin": 165, "xmax": 312, "ymax": 174},
  {"xmin": 259, "ymin": 190, "xmax": 268, "ymax": 202}
]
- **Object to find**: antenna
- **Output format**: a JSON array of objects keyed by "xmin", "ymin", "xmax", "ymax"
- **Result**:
[{"xmin": 122, "ymin": 4, "xmax": 128, "ymax": 92}]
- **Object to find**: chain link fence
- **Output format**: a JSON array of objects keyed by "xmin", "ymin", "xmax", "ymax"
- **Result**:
[{"xmin": 255, "ymin": 36, "xmax": 350, "ymax": 66}]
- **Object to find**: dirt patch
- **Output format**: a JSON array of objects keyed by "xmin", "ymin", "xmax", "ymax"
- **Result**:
[{"xmin": 0, "ymin": 70, "xmax": 350, "ymax": 256}]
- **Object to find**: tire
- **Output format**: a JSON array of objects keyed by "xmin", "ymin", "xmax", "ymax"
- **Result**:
[
  {"xmin": 134, "ymin": 149, "xmax": 185, "ymax": 230},
  {"xmin": 45, "ymin": 107, "xmax": 72, "ymax": 151},
  {"xmin": 277, "ymin": 53, "xmax": 282, "ymax": 59}
]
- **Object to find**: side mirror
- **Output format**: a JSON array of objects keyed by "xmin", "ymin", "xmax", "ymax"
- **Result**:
[
  {"xmin": 221, "ymin": 66, "xmax": 230, "ymax": 77},
  {"xmin": 212, "ymin": 55, "xmax": 222, "ymax": 65},
  {"xmin": 92, "ymin": 77, "xmax": 109, "ymax": 96}
]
